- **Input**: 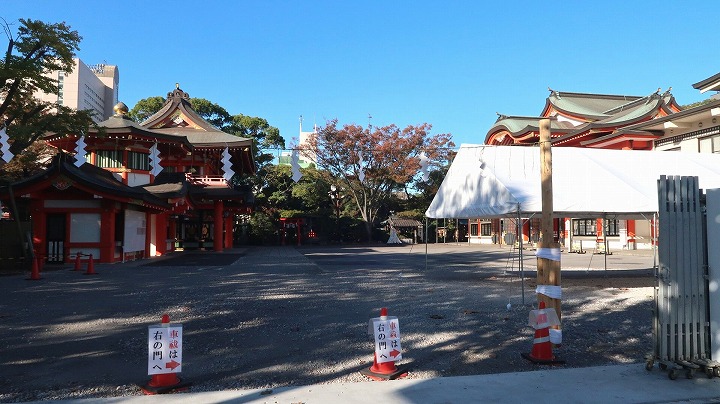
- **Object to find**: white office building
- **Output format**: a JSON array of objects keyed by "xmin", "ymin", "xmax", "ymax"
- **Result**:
[{"xmin": 33, "ymin": 58, "xmax": 119, "ymax": 122}]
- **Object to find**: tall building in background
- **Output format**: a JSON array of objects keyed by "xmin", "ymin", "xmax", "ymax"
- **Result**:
[
  {"xmin": 278, "ymin": 116, "xmax": 316, "ymax": 168},
  {"xmin": 33, "ymin": 58, "xmax": 119, "ymax": 122}
]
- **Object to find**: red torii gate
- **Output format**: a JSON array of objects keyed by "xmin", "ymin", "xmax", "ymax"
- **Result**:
[{"xmin": 280, "ymin": 218, "xmax": 303, "ymax": 246}]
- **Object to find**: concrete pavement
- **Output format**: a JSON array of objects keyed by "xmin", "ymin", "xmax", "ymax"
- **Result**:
[
  {"xmin": 22, "ymin": 244, "xmax": 719, "ymax": 403},
  {"xmin": 43, "ymin": 363, "xmax": 720, "ymax": 403}
]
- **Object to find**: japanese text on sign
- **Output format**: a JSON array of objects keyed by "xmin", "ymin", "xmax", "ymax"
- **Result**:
[
  {"xmin": 147, "ymin": 324, "xmax": 183, "ymax": 375},
  {"xmin": 370, "ymin": 316, "xmax": 402, "ymax": 364}
]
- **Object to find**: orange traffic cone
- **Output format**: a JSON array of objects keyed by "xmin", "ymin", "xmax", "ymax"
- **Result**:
[
  {"xmin": 73, "ymin": 252, "xmax": 82, "ymax": 271},
  {"xmin": 84, "ymin": 254, "xmax": 98, "ymax": 275},
  {"xmin": 360, "ymin": 308, "xmax": 408, "ymax": 381},
  {"xmin": 521, "ymin": 302, "xmax": 565, "ymax": 364},
  {"xmin": 27, "ymin": 256, "xmax": 41, "ymax": 281}
]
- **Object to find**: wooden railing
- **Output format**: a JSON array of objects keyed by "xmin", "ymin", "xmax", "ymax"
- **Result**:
[{"xmin": 185, "ymin": 174, "xmax": 229, "ymax": 187}]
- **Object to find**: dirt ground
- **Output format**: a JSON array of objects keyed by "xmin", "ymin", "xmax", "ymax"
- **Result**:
[{"xmin": 0, "ymin": 244, "xmax": 656, "ymax": 401}]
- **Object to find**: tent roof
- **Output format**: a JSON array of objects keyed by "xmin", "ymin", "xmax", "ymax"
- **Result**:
[{"xmin": 426, "ymin": 145, "xmax": 720, "ymax": 219}]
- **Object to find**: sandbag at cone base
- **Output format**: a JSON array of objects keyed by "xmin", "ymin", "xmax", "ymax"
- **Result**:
[
  {"xmin": 521, "ymin": 302, "xmax": 565, "ymax": 365},
  {"xmin": 360, "ymin": 352, "xmax": 408, "ymax": 381},
  {"xmin": 140, "ymin": 373, "xmax": 191, "ymax": 395}
]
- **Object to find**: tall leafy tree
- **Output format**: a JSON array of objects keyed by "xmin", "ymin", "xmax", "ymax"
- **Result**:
[
  {"xmin": 306, "ymin": 119, "xmax": 453, "ymax": 241},
  {"xmin": 126, "ymin": 96, "xmax": 165, "ymax": 123},
  {"xmin": 0, "ymin": 18, "xmax": 97, "ymax": 164}
]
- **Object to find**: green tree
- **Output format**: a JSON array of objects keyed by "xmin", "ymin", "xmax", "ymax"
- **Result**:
[
  {"xmin": 0, "ymin": 18, "xmax": 98, "ymax": 170},
  {"xmin": 306, "ymin": 119, "xmax": 454, "ymax": 241},
  {"xmin": 126, "ymin": 96, "xmax": 165, "ymax": 123}
]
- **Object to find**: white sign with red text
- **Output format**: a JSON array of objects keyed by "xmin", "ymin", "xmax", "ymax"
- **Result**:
[
  {"xmin": 147, "ymin": 324, "xmax": 183, "ymax": 375},
  {"xmin": 369, "ymin": 316, "xmax": 402, "ymax": 363}
]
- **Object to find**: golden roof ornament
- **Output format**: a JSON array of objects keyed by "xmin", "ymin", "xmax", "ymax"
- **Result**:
[{"xmin": 113, "ymin": 102, "xmax": 129, "ymax": 116}]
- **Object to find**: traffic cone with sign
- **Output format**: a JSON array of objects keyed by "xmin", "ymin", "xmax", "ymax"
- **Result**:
[
  {"xmin": 360, "ymin": 307, "xmax": 408, "ymax": 381},
  {"xmin": 521, "ymin": 301, "xmax": 565, "ymax": 364},
  {"xmin": 141, "ymin": 314, "xmax": 191, "ymax": 395}
]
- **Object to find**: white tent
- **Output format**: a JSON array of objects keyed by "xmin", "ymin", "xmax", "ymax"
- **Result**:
[{"xmin": 426, "ymin": 145, "xmax": 720, "ymax": 219}]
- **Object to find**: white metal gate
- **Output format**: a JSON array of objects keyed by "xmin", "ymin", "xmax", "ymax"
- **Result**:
[{"xmin": 651, "ymin": 175, "xmax": 718, "ymax": 379}]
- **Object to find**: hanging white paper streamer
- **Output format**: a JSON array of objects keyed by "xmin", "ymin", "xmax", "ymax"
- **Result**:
[
  {"xmin": 291, "ymin": 149, "xmax": 302, "ymax": 182},
  {"xmin": 418, "ymin": 151, "xmax": 430, "ymax": 181},
  {"xmin": 149, "ymin": 143, "xmax": 162, "ymax": 176},
  {"xmin": 221, "ymin": 147, "xmax": 234, "ymax": 181},
  {"xmin": 549, "ymin": 328, "xmax": 562, "ymax": 344},
  {"xmin": 0, "ymin": 127, "xmax": 13, "ymax": 163},
  {"xmin": 536, "ymin": 284, "xmax": 562, "ymax": 299},
  {"xmin": 535, "ymin": 247, "xmax": 561, "ymax": 261},
  {"xmin": 357, "ymin": 151, "xmax": 365, "ymax": 183},
  {"xmin": 74, "ymin": 136, "xmax": 87, "ymax": 167}
]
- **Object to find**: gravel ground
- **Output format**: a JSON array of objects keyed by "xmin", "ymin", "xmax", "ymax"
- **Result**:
[{"xmin": 0, "ymin": 244, "xmax": 656, "ymax": 402}]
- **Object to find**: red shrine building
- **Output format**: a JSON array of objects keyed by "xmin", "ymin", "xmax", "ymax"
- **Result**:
[
  {"xmin": 0, "ymin": 86, "xmax": 255, "ymax": 264},
  {"xmin": 470, "ymin": 88, "xmax": 683, "ymax": 250}
]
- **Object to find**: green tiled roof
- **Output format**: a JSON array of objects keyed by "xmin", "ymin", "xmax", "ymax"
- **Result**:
[{"xmin": 547, "ymin": 91, "xmax": 642, "ymax": 119}]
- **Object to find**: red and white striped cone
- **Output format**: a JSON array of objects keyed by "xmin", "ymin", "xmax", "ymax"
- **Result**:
[
  {"xmin": 360, "ymin": 308, "xmax": 408, "ymax": 381},
  {"xmin": 521, "ymin": 302, "xmax": 564, "ymax": 364}
]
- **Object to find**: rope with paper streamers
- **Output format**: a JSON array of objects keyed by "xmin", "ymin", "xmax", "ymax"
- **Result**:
[
  {"xmin": 74, "ymin": 136, "xmax": 87, "ymax": 167},
  {"xmin": 221, "ymin": 147, "xmax": 234, "ymax": 181},
  {"xmin": 149, "ymin": 143, "xmax": 162, "ymax": 176},
  {"xmin": 0, "ymin": 126, "xmax": 13, "ymax": 163}
]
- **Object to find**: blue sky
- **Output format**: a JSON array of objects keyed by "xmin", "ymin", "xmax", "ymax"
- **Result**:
[{"xmin": 2, "ymin": 1, "xmax": 716, "ymax": 149}]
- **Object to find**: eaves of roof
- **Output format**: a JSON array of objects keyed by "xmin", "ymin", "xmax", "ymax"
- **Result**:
[
  {"xmin": 150, "ymin": 128, "xmax": 253, "ymax": 149},
  {"xmin": 387, "ymin": 217, "xmax": 423, "ymax": 227},
  {"xmin": 553, "ymin": 96, "xmax": 667, "ymax": 141},
  {"xmin": 485, "ymin": 116, "xmax": 575, "ymax": 140},
  {"xmin": 622, "ymin": 98, "xmax": 720, "ymax": 131},
  {"xmin": 142, "ymin": 182, "xmax": 188, "ymax": 199},
  {"xmin": 141, "ymin": 87, "xmax": 221, "ymax": 133},
  {"xmin": 693, "ymin": 72, "xmax": 720, "ymax": 91},
  {"xmin": 544, "ymin": 90, "xmax": 643, "ymax": 120},
  {"xmin": 579, "ymin": 131, "xmax": 657, "ymax": 147},
  {"xmin": 1, "ymin": 153, "xmax": 171, "ymax": 210}
]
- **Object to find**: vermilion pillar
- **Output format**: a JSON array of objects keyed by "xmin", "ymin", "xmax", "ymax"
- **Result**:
[
  {"xmin": 169, "ymin": 218, "xmax": 177, "ymax": 252},
  {"xmin": 30, "ymin": 199, "xmax": 44, "ymax": 260},
  {"xmin": 224, "ymin": 214, "xmax": 233, "ymax": 249},
  {"xmin": 145, "ymin": 211, "xmax": 152, "ymax": 259},
  {"xmin": 214, "ymin": 200, "xmax": 224, "ymax": 252},
  {"xmin": 155, "ymin": 213, "xmax": 168, "ymax": 256},
  {"xmin": 100, "ymin": 207, "xmax": 115, "ymax": 262}
]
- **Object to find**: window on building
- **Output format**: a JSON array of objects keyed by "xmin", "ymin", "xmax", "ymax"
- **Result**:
[
  {"xmin": 573, "ymin": 219, "xmax": 596, "ymax": 236},
  {"xmin": 470, "ymin": 223, "xmax": 478, "ymax": 236},
  {"xmin": 573, "ymin": 218, "xmax": 619, "ymax": 236},
  {"xmin": 604, "ymin": 219, "xmax": 619, "ymax": 236},
  {"xmin": 128, "ymin": 151, "xmax": 150, "ymax": 171},
  {"xmin": 96, "ymin": 150, "xmax": 122, "ymax": 168},
  {"xmin": 699, "ymin": 135, "xmax": 720, "ymax": 153},
  {"xmin": 480, "ymin": 223, "xmax": 492, "ymax": 236}
]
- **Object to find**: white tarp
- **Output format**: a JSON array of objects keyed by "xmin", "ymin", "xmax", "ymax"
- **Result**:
[{"xmin": 426, "ymin": 144, "xmax": 720, "ymax": 219}]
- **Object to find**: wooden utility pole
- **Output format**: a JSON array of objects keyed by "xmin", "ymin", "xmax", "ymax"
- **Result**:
[{"xmin": 538, "ymin": 118, "xmax": 562, "ymax": 321}]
